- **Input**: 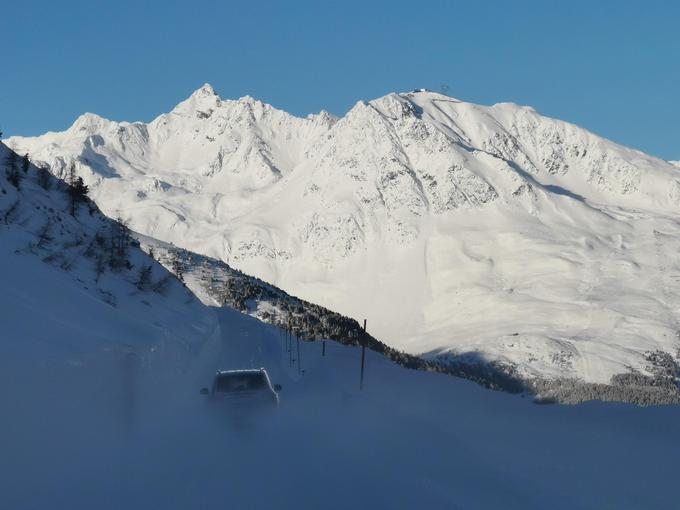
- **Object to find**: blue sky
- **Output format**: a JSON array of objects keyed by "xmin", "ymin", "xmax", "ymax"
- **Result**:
[{"xmin": 2, "ymin": 0, "xmax": 679, "ymax": 160}]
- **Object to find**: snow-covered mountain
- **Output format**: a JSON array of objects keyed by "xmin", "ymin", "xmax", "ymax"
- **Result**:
[
  {"xmin": 6, "ymin": 140, "xmax": 680, "ymax": 510},
  {"xmin": 8, "ymin": 85, "xmax": 680, "ymax": 385}
]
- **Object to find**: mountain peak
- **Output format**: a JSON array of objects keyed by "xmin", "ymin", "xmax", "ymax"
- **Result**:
[
  {"xmin": 307, "ymin": 109, "xmax": 338, "ymax": 126},
  {"xmin": 236, "ymin": 94, "xmax": 265, "ymax": 107},
  {"xmin": 69, "ymin": 112, "xmax": 111, "ymax": 133},
  {"xmin": 172, "ymin": 83, "xmax": 221, "ymax": 116},
  {"xmin": 193, "ymin": 82, "xmax": 217, "ymax": 98},
  {"xmin": 404, "ymin": 88, "xmax": 462, "ymax": 102}
]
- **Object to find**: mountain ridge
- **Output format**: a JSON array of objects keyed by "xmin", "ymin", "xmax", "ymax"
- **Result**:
[{"xmin": 7, "ymin": 85, "xmax": 680, "ymax": 385}]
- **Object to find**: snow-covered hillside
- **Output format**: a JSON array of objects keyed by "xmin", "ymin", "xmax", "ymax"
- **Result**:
[
  {"xmin": 8, "ymin": 86, "xmax": 680, "ymax": 385},
  {"xmin": 135, "ymin": 235, "xmax": 680, "ymax": 404},
  {"xmin": 137, "ymin": 234, "xmax": 532, "ymax": 395},
  {"xmin": 0, "ymin": 142, "xmax": 218, "ymax": 388},
  {"xmin": 4, "ymin": 141, "xmax": 680, "ymax": 509}
]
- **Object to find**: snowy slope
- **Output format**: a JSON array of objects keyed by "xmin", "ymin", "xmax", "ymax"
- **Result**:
[
  {"xmin": 0, "ymin": 142, "xmax": 218, "ymax": 387},
  {"xmin": 4, "ymin": 143, "xmax": 680, "ymax": 509},
  {"xmin": 8, "ymin": 86, "xmax": 680, "ymax": 384},
  {"xmin": 136, "ymin": 234, "xmax": 534, "ymax": 395},
  {"xmin": 3, "ymin": 290, "xmax": 680, "ymax": 509}
]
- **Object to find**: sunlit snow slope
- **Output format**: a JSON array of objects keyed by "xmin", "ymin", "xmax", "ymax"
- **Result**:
[{"xmin": 8, "ymin": 85, "xmax": 680, "ymax": 383}]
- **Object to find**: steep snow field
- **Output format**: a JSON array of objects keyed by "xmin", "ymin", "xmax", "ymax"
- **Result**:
[
  {"xmin": 0, "ymin": 142, "xmax": 219, "ymax": 412},
  {"xmin": 8, "ymin": 86, "xmax": 680, "ymax": 384}
]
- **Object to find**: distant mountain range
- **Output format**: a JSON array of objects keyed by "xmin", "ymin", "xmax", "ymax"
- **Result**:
[{"xmin": 8, "ymin": 84, "xmax": 680, "ymax": 387}]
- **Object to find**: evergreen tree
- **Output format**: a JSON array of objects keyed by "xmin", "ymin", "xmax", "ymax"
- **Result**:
[
  {"xmin": 135, "ymin": 265, "xmax": 153, "ymax": 291},
  {"xmin": 66, "ymin": 162, "xmax": 89, "ymax": 216},
  {"xmin": 170, "ymin": 248, "xmax": 185, "ymax": 281},
  {"xmin": 109, "ymin": 216, "xmax": 131, "ymax": 270},
  {"xmin": 5, "ymin": 151, "xmax": 21, "ymax": 188},
  {"xmin": 94, "ymin": 253, "xmax": 107, "ymax": 283},
  {"xmin": 21, "ymin": 153, "xmax": 29, "ymax": 174},
  {"xmin": 73, "ymin": 176, "xmax": 89, "ymax": 200},
  {"xmin": 36, "ymin": 164, "xmax": 51, "ymax": 190}
]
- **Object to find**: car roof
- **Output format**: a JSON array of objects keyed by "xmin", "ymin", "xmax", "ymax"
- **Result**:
[{"xmin": 215, "ymin": 368, "xmax": 267, "ymax": 376}]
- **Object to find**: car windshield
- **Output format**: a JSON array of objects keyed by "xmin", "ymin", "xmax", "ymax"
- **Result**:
[{"xmin": 214, "ymin": 372, "xmax": 267, "ymax": 393}]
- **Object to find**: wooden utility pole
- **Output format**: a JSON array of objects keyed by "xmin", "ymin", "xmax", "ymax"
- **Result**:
[
  {"xmin": 360, "ymin": 319, "xmax": 366, "ymax": 390},
  {"xmin": 296, "ymin": 334, "xmax": 301, "ymax": 376}
]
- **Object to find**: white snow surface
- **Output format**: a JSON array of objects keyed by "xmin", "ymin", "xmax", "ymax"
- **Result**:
[
  {"xmin": 8, "ymin": 86, "xmax": 680, "ymax": 383},
  {"xmin": 0, "ymin": 143, "xmax": 219, "ymax": 372},
  {"xmin": 3, "ymin": 142, "xmax": 680, "ymax": 509}
]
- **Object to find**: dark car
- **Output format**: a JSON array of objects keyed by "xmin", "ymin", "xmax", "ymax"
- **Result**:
[{"xmin": 200, "ymin": 368, "xmax": 281, "ymax": 409}]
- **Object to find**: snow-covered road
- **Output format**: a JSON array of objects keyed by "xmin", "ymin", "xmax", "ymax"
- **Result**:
[{"xmin": 4, "ymin": 305, "xmax": 680, "ymax": 509}]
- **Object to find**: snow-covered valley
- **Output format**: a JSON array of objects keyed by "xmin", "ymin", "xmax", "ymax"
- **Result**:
[{"xmin": 7, "ymin": 85, "xmax": 680, "ymax": 387}]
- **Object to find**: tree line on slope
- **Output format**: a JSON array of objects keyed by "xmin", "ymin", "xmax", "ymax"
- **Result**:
[
  {"xmin": 155, "ymin": 247, "xmax": 526, "ymax": 394},
  {"xmin": 158, "ymin": 242, "xmax": 680, "ymax": 405},
  {"xmin": 1, "ymin": 147, "xmax": 175, "ymax": 301},
  {"xmin": 531, "ymin": 351, "xmax": 680, "ymax": 406}
]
